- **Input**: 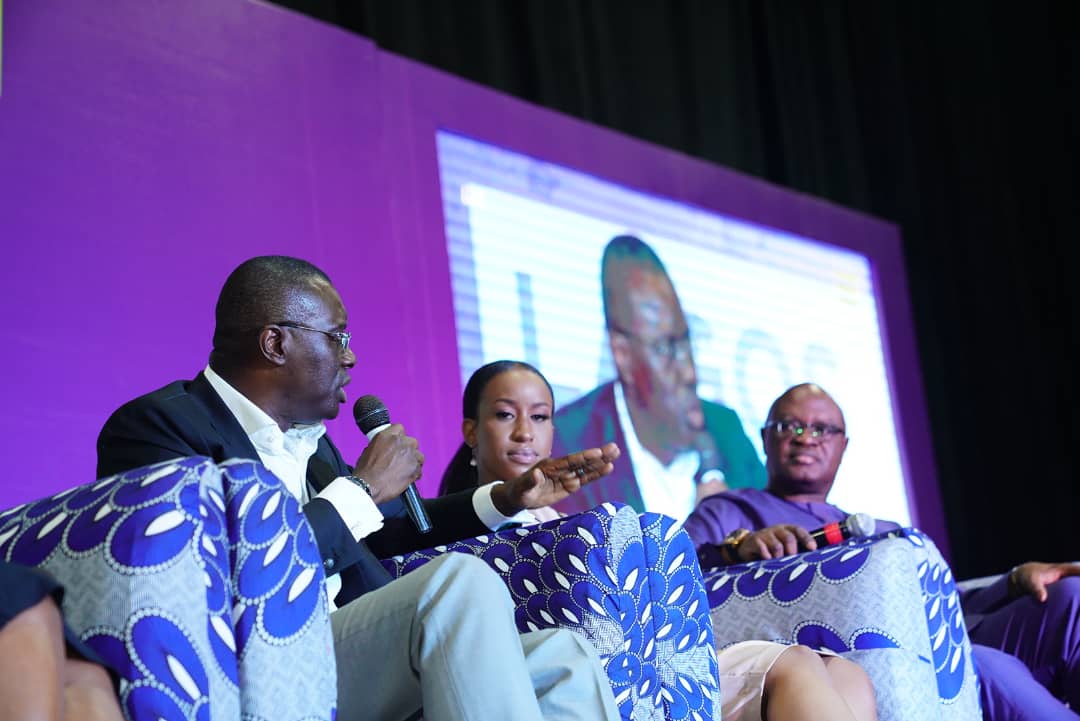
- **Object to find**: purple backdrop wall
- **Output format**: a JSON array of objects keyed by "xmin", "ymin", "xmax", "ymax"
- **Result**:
[{"xmin": 0, "ymin": 0, "xmax": 945, "ymax": 552}]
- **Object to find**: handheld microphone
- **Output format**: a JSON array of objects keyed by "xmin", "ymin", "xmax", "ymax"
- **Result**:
[
  {"xmin": 693, "ymin": 432, "xmax": 728, "ymax": 487},
  {"xmin": 809, "ymin": 513, "xmax": 875, "ymax": 547},
  {"xmin": 353, "ymin": 395, "xmax": 433, "ymax": 534}
]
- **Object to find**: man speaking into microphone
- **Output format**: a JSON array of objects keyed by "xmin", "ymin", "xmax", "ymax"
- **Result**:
[{"xmin": 96, "ymin": 255, "xmax": 622, "ymax": 721}]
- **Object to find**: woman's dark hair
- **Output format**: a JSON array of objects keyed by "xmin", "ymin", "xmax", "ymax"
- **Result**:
[{"xmin": 437, "ymin": 360, "xmax": 554, "ymax": 496}]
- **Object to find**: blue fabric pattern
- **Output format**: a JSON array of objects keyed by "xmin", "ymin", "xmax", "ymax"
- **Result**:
[
  {"xmin": 383, "ymin": 503, "xmax": 719, "ymax": 721},
  {"xmin": 700, "ymin": 527, "xmax": 982, "ymax": 721},
  {"xmin": 0, "ymin": 457, "xmax": 336, "ymax": 721}
]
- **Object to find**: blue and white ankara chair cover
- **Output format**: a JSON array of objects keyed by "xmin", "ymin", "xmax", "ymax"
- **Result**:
[
  {"xmin": 382, "ymin": 505, "xmax": 720, "ymax": 721},
  {"xmin": 700, "ymin": 527, "xmax": 983, "ymax": 721},
  {"xmin": 0, "ymin": 457, "xmax": 336, "ymax": 721}
]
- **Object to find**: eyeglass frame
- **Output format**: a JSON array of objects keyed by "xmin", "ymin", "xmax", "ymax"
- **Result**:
[
  {"xmin": 763, "ymin": 419, "xmax": 846, "ymax": 440},
  {"xmin": 273, "ymin": 321, "xmax": 352, "ymax": 353},
  {"xmin": 607, "ymin": 323, "xmax": 694, "ymax": 365}
]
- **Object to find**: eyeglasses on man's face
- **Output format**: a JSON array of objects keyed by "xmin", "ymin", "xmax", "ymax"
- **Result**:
[
  {"xmin": 765, "ymin": 419, "xmax": 845, "ymax": 440},
  {"xmin": 609, "ymin": 325, "xmax": 693, "ymax": 365},
  {"xmin": 275, "ymin": 322, "xmax": 351, "ymax": 353}
]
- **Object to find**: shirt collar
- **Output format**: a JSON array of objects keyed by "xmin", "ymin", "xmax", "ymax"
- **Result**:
[{"xmin": 203, "ymin": 364, "xmax": 326, "ymax": 447}]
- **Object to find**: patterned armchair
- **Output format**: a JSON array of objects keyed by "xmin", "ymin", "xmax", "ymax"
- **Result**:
[
  {"xmin": 700, "ymin": 527, "xmax": 983, "ymax": 721},
  {"xmin": 383, "ymin": 506, "xmax": 720, "ymax": 721},
  {"xmin": 0, "ymin": 457, "xmax": 335, "ymax": 721}
]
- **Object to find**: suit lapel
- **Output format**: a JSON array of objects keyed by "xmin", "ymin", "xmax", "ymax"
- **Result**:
[{"xmin": 187, "ymin": 372, "xmax": 262, "ymax": 463}]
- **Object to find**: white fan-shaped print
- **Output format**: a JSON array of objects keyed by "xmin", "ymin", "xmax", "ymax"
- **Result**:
[
  {"xmin": 476, "ymin": 535, "xmax": 489, "ymax": 544},
  {"xmin": 530, "ymin": 541, "xmax": 548, "ymax": 557},
  {"xmin": 92, "ymin": 476, "xmax": 116, "ymax": 491},
  {"xmin": 526, "ymin": 620, "xmax": 539, "ymax": 632},
  {"xmin": 614, "ymin": 688, "xmax": 631, "ymax": 705},
  {"xmin": 916, "ymin": 561, "xmax": 928, "ymax": 580},
  {"xmin": 140, "ymin": 465, "xmax": 177, "ymax": 487},
  {"xmin": 697, "ymin": 628, "xmax": 708, "ymax": 646},
  {"xmin": 679, "ymin": 676, "xmax": 695, "ymax": 692},
  {"xmin": 753, "ymin": 568, "xmax": 767, "ymax": 580},
  {"xmin": 655, "ymin": 622, "xmax": 673, "ymax": 640},
  {"xmin": 560, "ymin": 607, "xmax": 580, "ymax": 624},
  {"xmin": 932, "ymin": 625, "xmax": 947, "ymax": 651},
  {"xmin": 666, "ymin": 585, "xmax": 686, "ymax": 605},
  {"xmin": 288, "ymin": 567, "xmax": 316, "ymax": 602},
  {"xmin": 208, "ymin": 489, "xmax": 225, "ymax": 512},
  {"xmin": 554, "ymin": 571, "xmax": 570, "ymax": 589},
  {"xmin": 260, "ymin": 491, "xmax": 282, "ymax": 521},
  {"xmin": 950, "ymin": 646, "xmax": 963, "ymax": 672},
  {"xmin": 621, "ymin": 568, "xmax": 639, "ymax": 591},
  {"xmin": 167, "ymin": 654, "xmax": 202, "ymax": 701},
  {"xmin": 200, "ymin": 534, "xmax": 217, "ymax": 557},
  {"xmin": 263, "ymin": 532, "xmax": 288, "ymax": 567},
  {"xmin": 693, "ymin": 710, "xmax": 705, "ymax": 721},
  {"xmin": 211, "ymin": 615, "xmax": 236, "ymax": 652},
  {"xmin": 927, "ymin": 597, "xmax": 941, "ymax": 621},
  {"xmin": 577, "ymin": 527, "xmax": 597, "ymax": 545},
  {"xmin": 587, "ymin": 597, "xmax": 606, "ymax": 615},
  {"xmin": 664, "ymin": 522, "xmax": 680, "ymax": 542},
  {"xmin": 143, "ymin": 510, "xmax": 183, "ymax": 538},
  {"xmin": 0, "ymin": 525, "xmax": 18, "ymax": 547},
  {"xmin": 203, "ymin": 571, "xmax": 212, "ymax": 588},
  {"xmin": 539, "ymin": 609, "xmax": 555, "ymax": 625},
  {"xmin": 93, "ymin": 503, "xmax": 115, "ymax": 522},
  {"xmin": 840, "ymin": 548, "xmax": 864, "ymax": 562},
  {"xmin": 37, "ymin": 512, "xmax": 69, "ymax": 540},
  {"xmin": 601, "ymin": 502, "xmax": 617, "ymax": 514},
  {"xmin": 710, "ymin": 574, "xmax": 731, "ymax": 592},
  {"xmin": 232, "ymin": 602, "xmax": 245, "ymax": 624},
  {"xmin": 661, "ymin": 687, "xmax": 674, "ymax": 703},
  {"xmin": 434, "ymin": 545, "xmax": 447, "ymax": 552},
  {"xmin": 523, "ymin": 578, "xmax": 539, "ymax": 594},
  {"xmin": 677, "ymin": 633, "xmax": 691, "ymax": 651},
  {"xmin": 666, "ymin": 552, "xmax": 685, "ymax": 574},
  {"xmin": 641, "ymin": 601, "xmax": 653, "ymax": 625},
  {"xmin": 786, "ymin": 563, "xmax": 810, "ymax": 581},
  {"xmin": 605, "ymin": 564, "xmax": 618, "ymax": 585},
  {"xmin": 493, "ymin": 557, "xmax": 511, "ymax": 573},
  {"xmin": 643, "ymin": 638, "xmax": 655, "ymax": 658},
  {"xmin": 687, "ymin": 599, "xmax": 699, "ymax": 616},
  {"xmin": 236, "ymin": 486, "xmax": 259, "ymax": 517},
  {"xmin": 931, "ymin": 566, "xmax": 942, "ymax": 583},
  {"xmin": 639, "ymin": 677, "xmax": 652, "ymax": 695},
  {"xmin": 198, "ymin": 504, "xmax": 208, "ymax": 518},
  {"xmin": 568, "ymin": 554, "xmax": 587, "ymax": 574}
]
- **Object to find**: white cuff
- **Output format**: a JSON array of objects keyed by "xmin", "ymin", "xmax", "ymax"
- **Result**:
[
  {"xmin": 317, "ymin": 477, "xmax": 384, "ymax": 540},
  {"xmin": 472, "ymin": 481, "xmax": 537, "ymax": 530}
]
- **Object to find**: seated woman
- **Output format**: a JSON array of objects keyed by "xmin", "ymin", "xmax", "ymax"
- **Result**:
[
  {"xmin": 440, "ymin": 360, "xmax": 879, "ymax": 721},
  {"xmin": 0, "ymin": 562, "xmax": 123, "ymax": 721}
]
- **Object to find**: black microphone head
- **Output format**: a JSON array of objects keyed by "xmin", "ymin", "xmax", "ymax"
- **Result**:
[{"xmin": 353, "ymin": 394, "xmax": 390, "ymax": 434}]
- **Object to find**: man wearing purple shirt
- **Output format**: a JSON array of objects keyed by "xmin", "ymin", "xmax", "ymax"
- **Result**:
[{"xmin": 684, "ymin": 383, "xmax": 1080, "ymax": 721}]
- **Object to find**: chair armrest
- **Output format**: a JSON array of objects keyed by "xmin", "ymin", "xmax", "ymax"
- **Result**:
[
  {"xmin": 0, "ymin": 456, "xmax": 335, "ymax": 721},
  {"xmin": 383, "ymin": 504, "xmax": 719, "ymax": 721},
  {"xmin": 700, "ymin": 527, "xmax": 981, "ymax": 721}
]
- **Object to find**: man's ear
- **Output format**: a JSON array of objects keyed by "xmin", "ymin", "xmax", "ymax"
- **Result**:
[
  {"xmin": 258, "ymin": 326, "xmax": 288, "ymax": 366},
  {"xmin": 461, "ymin": 418, "xmax": 478, "ymax": 448},
  {"xmin": 609, "ymin": 333, "xmax": 632, "ymax": 382}
]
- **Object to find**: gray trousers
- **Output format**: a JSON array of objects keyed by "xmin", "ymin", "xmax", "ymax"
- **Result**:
[{"xmin": 331, "ymin": 553, "xmax": 620, "ymax": 721}]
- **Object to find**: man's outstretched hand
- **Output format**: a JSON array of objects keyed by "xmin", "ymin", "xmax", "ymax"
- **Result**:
[
  {"xmin": 1009, "ymin": 561, "xmax": 1080, "ymax": 603},
  {"xmin": 490, "ymin": 442, "xmax": 621, "ymax": 516}
]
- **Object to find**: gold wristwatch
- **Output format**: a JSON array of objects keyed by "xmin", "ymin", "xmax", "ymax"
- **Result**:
[{"xmin": 720, "ymin": 528, "xmax": 751, "ymax": 564}]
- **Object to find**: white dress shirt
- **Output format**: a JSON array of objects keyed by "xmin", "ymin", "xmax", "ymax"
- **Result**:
[{"xmin": 613, "ymin": 381, "xmax": 699, "ymax": 524}]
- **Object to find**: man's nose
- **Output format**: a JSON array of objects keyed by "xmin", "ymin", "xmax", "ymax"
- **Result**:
[{"xmin": 342, "ymin": 347, "xmax": 357, "ymax": 369}]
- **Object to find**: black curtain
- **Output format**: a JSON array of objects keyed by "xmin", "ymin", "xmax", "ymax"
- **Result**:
[{"xmin": 271, "ymin": 0, "xmax": 1077, "ymax": 578}]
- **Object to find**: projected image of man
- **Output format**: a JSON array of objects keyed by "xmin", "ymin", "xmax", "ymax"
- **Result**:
[{"xmin": 553, "ymin": 235, "xmax": 766, "ymax": 520}]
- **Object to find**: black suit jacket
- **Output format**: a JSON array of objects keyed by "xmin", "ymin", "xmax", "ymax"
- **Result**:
[{"xmin": 96, "ymin": 373, "xmax": 487, "ymax": 605}]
